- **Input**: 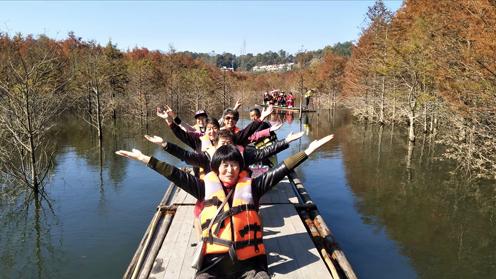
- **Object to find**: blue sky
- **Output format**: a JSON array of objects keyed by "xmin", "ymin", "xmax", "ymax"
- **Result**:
[{"xmin": 0, "ymin": 1, "xmax": 402, "ymax": 55}]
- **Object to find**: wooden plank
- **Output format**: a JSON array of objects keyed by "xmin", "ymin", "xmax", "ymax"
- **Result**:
[
  {"xmin": 149, "ymin": 204, "xmax": 188, "ymax": 279},
  {"xmin": 277, "ymin": 205, "xmax": 330, "ymax": 278},
  {"xmin": 161, "ymin": 206, "xmax": 195, "ymax": 279},
  {"xmin": 261, "ymin": 204, "xmax": 330, "ymax": 278},
  {"xmin": 178, "ymin": 218, "xmax": 199, "ymax": 278},
  {"xmin": 171, "ymin": 188, "xmax": 187, "ymax": 205},
  {"xmin": 261, "ymin": 204, "xmax": 303, "ymax": 278},
  {"xmin": 146, "ymin": 180, "xmax": 331, "ymax": 279},
  {"xmin": 183, "ymin": 191, "xmax": 197, "ymax": 204},
  {"xmin": 260, "ymin": 178, "xmax": 299, "ymax": 205}
]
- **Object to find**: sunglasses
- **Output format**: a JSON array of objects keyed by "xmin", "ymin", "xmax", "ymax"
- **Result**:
[{"xmin": 225, "ymin": 116, "xmax": 237, "ymax": 121}]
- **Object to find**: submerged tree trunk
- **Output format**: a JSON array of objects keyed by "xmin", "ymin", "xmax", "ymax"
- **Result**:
[
  {"xmin": 24, "ymin": 87, "xmax": 39, "ymax": 193},
  {"xmin": 423, "ymin": 104, "xmax": 428, "ymax": 134},
  {"xmin": 408, "ymin": 111, "xmax": 416, "ymax": 143},
  {"xmin": 93, "ymin": 86, "xmax": 103, "ymax": 142},
  {"xmin": 408, "ymin": 87, "xmax": 417, "ymax": 143},
  {"xmin": 379, "ymin": 75, "xmax": 385, "ymax": 125}
]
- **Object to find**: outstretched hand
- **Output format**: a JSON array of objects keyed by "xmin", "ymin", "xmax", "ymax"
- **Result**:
[
  {"xmin": 260, "ymin": 105, "xmax": 273, "ymax": 121},
  {"xmin": 285, "ymin": 131, "xmax": 304, "ymax": 143},
  {"xmin": 270, "ymin": 122, "xmax": 283, "ymax": 132},
  {"xmin": 144, "ymin": 135, "xmax": 166, "ymax": 147},
  {"xmin": 156, "ymin": 105, "xmax": 175, "ymax": 123},
  {"xmin": 304, "ymin": 134, "xmax": 334, "ymax": 156},
  {"xmin": 115, "ymin": 148, "xmax": 151, "ymax": 164},
  {"xmin": 233, "ymin": 99, "xmax": 242, "ymax": 111}
]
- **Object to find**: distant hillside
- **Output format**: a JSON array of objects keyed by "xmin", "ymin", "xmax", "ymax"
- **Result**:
[{"xmin": 180, "ymin": 41, "xmax": 352, "ymax": 71}]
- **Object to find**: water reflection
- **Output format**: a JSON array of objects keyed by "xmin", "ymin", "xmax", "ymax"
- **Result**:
[
  {"xmin": 339, "ymin": 120, "xmax": 496, "ymax": 278},
  {"xmin": 0, "ymin": 194, "xmax": 61, "ymax": 278},
  {"xmin": 0, "ymin": 116, "xmax": 183, "ymax": 279}
]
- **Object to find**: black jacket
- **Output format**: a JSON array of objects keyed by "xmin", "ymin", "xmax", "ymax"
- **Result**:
[
  {"xmin": 147, "ymin": 151, "xmax": 308, "ymax": 201},
  {"xmin": 169, "ymin": 120, "xmax": 263, "ymax": 152},
  {"xmin": 162, "ymin": 140, "xmax": 289, "ymax": 173}
]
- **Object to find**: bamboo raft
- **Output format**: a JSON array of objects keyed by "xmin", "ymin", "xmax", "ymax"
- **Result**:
[
  {"xmin": 257, "ymin": 104, "xmax": 316, "ymax": 113},
  {"xmin": 124, "ymin": 170, "xmax": 357, "ymax": 279}
]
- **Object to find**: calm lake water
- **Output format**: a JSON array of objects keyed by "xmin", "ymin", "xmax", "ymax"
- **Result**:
[{"xmin": 0, "ymin": 109, "xmax": 495, "ymax": 279}]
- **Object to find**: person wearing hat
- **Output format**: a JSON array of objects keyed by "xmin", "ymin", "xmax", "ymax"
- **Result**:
[{"xmin": 193, "ymin": 110, "xmax": 208, "ymax": 133}]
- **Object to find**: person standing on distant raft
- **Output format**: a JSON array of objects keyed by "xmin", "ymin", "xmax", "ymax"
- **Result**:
[
  {"xmin": 304, "ymin": 89, "xmax": 314, "ymax": 109},
  {"xmin": 116, "ymin": 135, "xmax": 334, "ymax": 279}
]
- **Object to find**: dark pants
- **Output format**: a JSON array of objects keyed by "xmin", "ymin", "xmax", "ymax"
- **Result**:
[{"xmin": 196, "ymin": 254, "xmax": 270, "ymax": 279}]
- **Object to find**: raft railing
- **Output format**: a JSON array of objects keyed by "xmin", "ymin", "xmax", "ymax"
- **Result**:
[{"xmin": 288, "ymin": 170, "xmax": 357, "ymax": 279}]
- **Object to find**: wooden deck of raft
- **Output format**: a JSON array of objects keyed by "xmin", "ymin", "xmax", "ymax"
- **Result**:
[{"xmin": 124, "ymin": 172, "xmax": 357, "ymax": 279}]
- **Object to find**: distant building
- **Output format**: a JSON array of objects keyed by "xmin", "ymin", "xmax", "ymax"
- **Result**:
[
  {"xmin": 221, "ymin": 66, "xmax": 234, "ymax": 72},
  {"xmin": 251, "ymin": 63, "xmax": 294, "ymax": 73}
]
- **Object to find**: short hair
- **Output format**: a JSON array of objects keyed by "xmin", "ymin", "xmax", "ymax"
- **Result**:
[
  {"xmin": 249, "ymin": 108, "xmax": 261, "ymax": 117},
  {"xmin": 210, "ymin": 144, "xmax": 244, "ymax": 174},
  {"xmin": 214, "ymin": 129, "xmax": 234, "ymax": 144},
  {"xmin": 206, "ymin": 118, "xmax": 220, "ymax": 129},
  {"xmin": 223, "ymin": 108, "xmax": 239, "ymax": 121}
]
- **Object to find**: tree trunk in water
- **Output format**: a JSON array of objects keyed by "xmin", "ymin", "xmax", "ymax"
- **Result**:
[
  {"xmin": 34, "ymin": 194, "xmax": 43, "ymax": 279},
  {"xmin": 406, "ymin": 140, "xmax": 415, "ymax": 181},
  {"xmin": 423, "ymin": 105, "xmax": 428, "ymax": 134},
  {"xmin": 332, "ymin": 90, "xmax": 336, "ymax": 108},
  {"xmin": 377, "ymin": 125, "xmax": 384, "ymax": 164},
  {"xmin": 94, "ymin": 87, "xmax": 103, "ymax": 142},
  {"xmin": 429, "ymin": 111, "xmax": 434, "ymax": 134},
  {"xmin": 25, "ymin": 87, "xmax": 39, "ymax": 193},
  {"xmin": 87, "ymin": 85, "xmax": 92, "ymax": 115},
  {"xmin": 112, "ymin": 91, "xmax": 116, "ymax": 123},
  {"xmin": 379, "ymin": 75, "xmax": 385, "ymax": 125},
  {"xmin": 392, "ymin": 97, "xmax": 396, "ymax": 124},
  {"xmin": 408, "ymin": 111, "xmax": 416, "ymax": 143}
]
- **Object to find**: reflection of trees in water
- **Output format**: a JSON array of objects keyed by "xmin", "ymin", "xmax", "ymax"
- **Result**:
[
  {"xmin": 0, "ymin": 115, "xmax": 172, "ymax": 277},
  {"xmin": 341, "ymin": 123, "xmax": 496, "ymax": 278},
  {"xmin": 0, "ymin": 194, "xmax": 61, "ymax": 279},
  {"xmin": 50, "ymin": 115, "xmax": 175, "ymax": 186}
]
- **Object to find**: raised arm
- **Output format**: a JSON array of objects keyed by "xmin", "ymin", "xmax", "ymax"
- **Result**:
[
  {"xmin": 145, "ymin": 135, "xmax": 210, "ymax": 170},
  {"xmin": 235, "ymin": 105, "xmax": 274, "ymax": 146},
  {"xmin": 115, "ymin": 148, "xmax": 205, "ymax": 199},
  {"xmin": 252, "ymin": 134, "xmax": 334, "ymax": 198},
  {"xmin": 157, "ymin": 105, "xmax": 202, "ymax": 151},
  {"xmin": 247, "ymin": 122, "xmax": 282, "ymax": 143},
  {"xmin": 233, "ymin": 98, "xmax": 242, "ymax": 111},
  {"xmin": 245, "ymin": 131, "xmax": 304, "ymax": 165}
]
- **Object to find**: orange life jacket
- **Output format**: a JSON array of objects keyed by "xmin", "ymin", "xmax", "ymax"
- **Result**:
[{"xmin": 200, "ymin": 170, "xmax": 265, "ymax": 261}]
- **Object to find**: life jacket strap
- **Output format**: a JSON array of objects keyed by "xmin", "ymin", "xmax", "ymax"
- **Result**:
[
  {"xmin": 233, "ymin": 237, "xmax": 264, "ymax": 252},
  {"xmin": 213, "ymin": 204, "xmax": 258, "ymax": 235},
  {"xmin": 202, "ymin": 236, "xmax": 264, "ymax": 253},
  {"xmin": 238, "ymin": 223, "xmax": 262, "ymax": 238},
  {"xmin": 203, "ymin": 196, "xmax": 222, "ymax": 207},
  {"xmin": 202, "ymin": 236, "xmax": 232, "ymax": 247}
]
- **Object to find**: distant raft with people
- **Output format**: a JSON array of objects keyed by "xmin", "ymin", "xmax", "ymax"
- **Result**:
[{"xmin": 258, "ymin": 103, "xmax": 316, "ymax": 113}]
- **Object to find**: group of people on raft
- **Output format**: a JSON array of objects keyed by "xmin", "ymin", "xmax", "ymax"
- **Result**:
[
  {"xmin": 263, "ymin": 89, "xmax": 315, "ymax": 109},
  {"xmin": 263, "ymin": 90, "xmax": 296, "ymax": 108},
  {"xmin": 116, "ymin": 100, "xmax": 333, "ymax": 279}
]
